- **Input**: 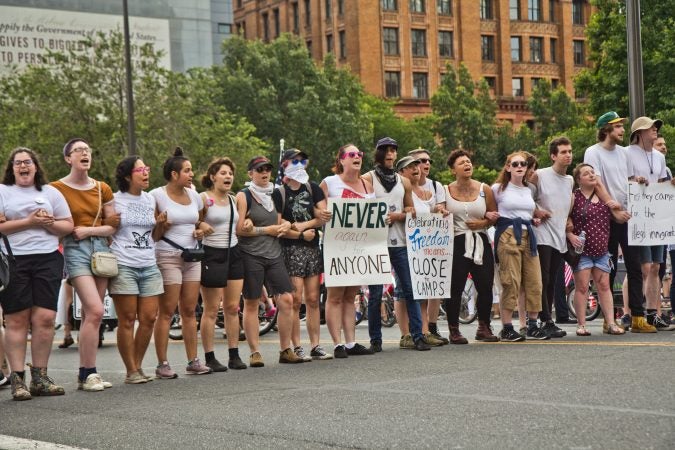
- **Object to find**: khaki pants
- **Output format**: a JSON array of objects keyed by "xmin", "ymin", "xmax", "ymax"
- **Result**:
[{"xmin": 497, "ymin": 228, "xmax": 542, "ymax": 312}]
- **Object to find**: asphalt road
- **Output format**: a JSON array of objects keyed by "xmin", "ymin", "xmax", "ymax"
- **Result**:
[{"xmin": 2, "ymin": 319, "xmax": 675, "ymax": 449}]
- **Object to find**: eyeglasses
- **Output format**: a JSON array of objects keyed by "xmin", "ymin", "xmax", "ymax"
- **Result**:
[
  {"xmin": 131, "ymin": 166, "xmax": 151, "ymax": 174},
  {"xmin": 255, "ymin": 166, "xmax": 272, "ymax": 173},
  {"xmin": 13, "ymin": 159, "xmax": 34, "ymax": 167},
  {"xmin": 510, "ymin": 161, "xmax": 528, "ymax": 168},
  {"xmin": 340, "ymin": 151, "xmax": 364, "ymax": 159},
  {"xmin": 69, "ymin": 146, "xmax": 92, "ymax": 155},
  {"xmin": 417, "ymin": 158, "xmax": 433, "ymax": 164},
  {"xmin": 290, "ymin": 159, "xmax": 308, "ymax": 166}
]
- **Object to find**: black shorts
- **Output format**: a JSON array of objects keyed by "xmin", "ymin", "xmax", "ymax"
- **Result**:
[
  {"xmin": 241, "ymin": 252, "xmax": 293, "ymax": 300},
  {"xmin": 0, "ymin": 251, "xmax": 64, "ymax": 315},
  {"xmin": 200, "ymin": 244, "xmax": 244, "ymax": 288}
]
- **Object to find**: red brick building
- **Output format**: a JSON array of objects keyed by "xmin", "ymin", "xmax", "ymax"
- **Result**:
[{"xmin": 233, "ymin": 0, "xmax": 593, "ymax": 126}]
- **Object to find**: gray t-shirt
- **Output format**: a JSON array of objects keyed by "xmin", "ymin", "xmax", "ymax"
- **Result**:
[
  {"xmin": 533, "ymin": 167, "xmax": 574, "ymax": 253},
  {"xmin": 583, "ymin": 143, "xmax": 629, "ymax": 209}
]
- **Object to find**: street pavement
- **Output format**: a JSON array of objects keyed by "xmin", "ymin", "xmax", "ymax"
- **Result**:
[{"xmin": 2, "ymin": 319, "xmax": 675, "ymax": 449}]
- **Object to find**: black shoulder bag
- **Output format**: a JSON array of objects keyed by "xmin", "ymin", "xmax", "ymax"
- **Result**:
[
  {"xmin": 0, "ymin": 233, "xmax": 15, "ymax": 292},
  {"xmin": 200, "ymin": 196, "xmax": 234, "ymax": 287}
]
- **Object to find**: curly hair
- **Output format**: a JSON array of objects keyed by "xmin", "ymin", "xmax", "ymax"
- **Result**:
[
  {"xmin": 201, "ymin": 157, "xmax": 236, "ymax": 189},
  {"xmin": 2, "ymin": 147, "xmax": 48, "ymax": 191},
  {"xmin": 446, "ymin": 149, "xmax": 472, "ymax": 169}
]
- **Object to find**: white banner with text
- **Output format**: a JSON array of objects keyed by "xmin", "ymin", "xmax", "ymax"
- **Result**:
[{"xmin": 627, "ymin": 181, "xmax": 675, "ymax": 245}]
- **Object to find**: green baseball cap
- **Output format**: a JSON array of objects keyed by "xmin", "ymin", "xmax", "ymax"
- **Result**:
[{"xmin": 596, "ymin": 111, "xmax": 626, "ymax": 129}]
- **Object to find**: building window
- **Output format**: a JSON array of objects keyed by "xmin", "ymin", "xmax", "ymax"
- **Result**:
[
  {"xmin": 480, "ymin": 0, "xmax": 494, "ymax": 19},
  {"xmin": 510, "ymin": 0, "xmax": 520, "ymax": 20},
  {"xmin": 326, "ymin": 33, "xmax": 333, "ymax": 53},
  {"xmin": 292, "ymin": 3, "xmax": 300, "ymax": 33},
  {"xmin": 236, "ymin": 0, "xmax": 243, "ymax": 8},
  {"xmin": 273, "ymin": 9, "xmax": 280, "ymax": 37},
  {"xmin": 512, "ymin": 77, "xmax": 523, "ymax": 96},
  {"xmin": 481, "ymin": 35, "xmax": 495, "ymax": 61},
  {"xmin": 529, "ymin": 37, "xmax": 543, "ymax": 62},
  {"xmin": 549, "ymin": 0, "xmax": 555, "ymax": 22},
  {"xmin": 217, "ymin": 23, "xmax": 231, "ymax": 34},
  {"xmin": 338, "ymin": 0, "xmax": 344, "ymax": 15},
  {"xmin": 437, "ymin": 0, "xmax": 452, "ymax": 15},
  {"xmin": 410, "ymin": 0, "xmax": 426, "ymax": 13},
  {"xmin": 385, "ymin": 71, "xmax": 401, "ymax": 97},
  {"xmin": 306, "ymin": 39, "xmax": 312, "ymax": 53},
  {"xmin": 439, "ymin": 31, "xmax": 453, "ymax": 57},
  {"xmin": 528, "ymin": 0, "xmax": 541, "ymax": 21},
  {"xmin": 510, "ymin": 37, "xmax": 521, "ymax": 62},
  {"xmin": 550, "ymin": 37, "xmax": 557, "ymax": 63},
  {"xmin": 381, "ymin": 0, "xmax": 398, "ymax": 11},
  {"xmin": 551, "ymin": 78, "xmax": 559, "ymax": 89},
  {"xmin": 383, "ymin": 27, "xmax": 399, "ymax": 56},
  {"xmin": 573, "ymin": 40, "xmax": 584, "ymax": 65},
  {"xmin": 325, "ymin": 0, "xmax": 332, "ymax": 19},
  {"xmin": 339, "ymin": 30, "xmax": 346, "ymax": 58},
  {"xmin": 484, "ymin": 76, "xmax": 496, "ymax": 90},
  {"xmin": 305, "ymin": 0, "xmax": 311, "ymax": 27},
  {"xmin": 413, "ymin": 72, "xmax": 428, "ymax": 99},
  {"xmin": 411, "ymin": 29, "xmax": 427, "ymax": 57},
  {"xmin": 572, "ymin": 0, "xmax": 583, "ymax": 24},
  {"xmin": 531, "ymin": 77, "xmax": 542, "ymax": 88},
  {"xmin": 262, "ymin": 12, "xmax": 269, "ymax": 41}
]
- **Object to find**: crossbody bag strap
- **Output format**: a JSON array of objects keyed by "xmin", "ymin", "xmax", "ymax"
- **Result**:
[
  {"xmin": 161, "ymin": 236, "xmax": 186, "ymax": 251},
  {"xmin": 92, "ymin": 181, "xmax": 102, "ymax": 227},
  {"xmin": 580, "ymin": 190, "xmax": 595, "ymax": 230},
  {"xmin": 1, "ymin": 233, "xmax": 14, "ymax": 261},
  {"xmin": 226, "ymin": 195, "xmax": 234, "ymax": 260}
]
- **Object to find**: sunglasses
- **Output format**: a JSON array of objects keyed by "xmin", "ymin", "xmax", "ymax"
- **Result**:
[
  {"xmin": 255, "ymin": 166, "xmax": 273, "ymax": 173},
  {"xmin": 13, "ymin": 159, "xmax": 34, "ymax": 167},
  {"xmin": 510, "ymin": 161, "xmax": 528, "ymax": 168},
  {"xmin": 289, "ymin": 159, "xmax": 308, "ymax": 166},
  {"xmin": 131, "ymin": 166, "xmax": 151, "ymax": 174},
  {"xmin": 417, "ymin": 158, "xmax": 433, "ymax": 164},
  {"xmin": 340, "ymin": 151, "xmax": 364, "ymax": 159}
]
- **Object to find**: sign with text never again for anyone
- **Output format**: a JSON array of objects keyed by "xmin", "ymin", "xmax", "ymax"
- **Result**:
[
  {"xmin": 405, "ymin": 213, "xmax": 454, "ymax": 299},
  {"xmin": 627, "ymin": 181, "xmax": 675, "ymax": 245},
  {"xmin": 323, "ymin": 198, "xmax": 391, "ymax": 287}
]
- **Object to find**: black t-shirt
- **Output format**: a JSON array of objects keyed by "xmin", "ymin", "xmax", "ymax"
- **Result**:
[{"xmin": 272, "ymin": 181, "xmax": 325, "ymax": 247}]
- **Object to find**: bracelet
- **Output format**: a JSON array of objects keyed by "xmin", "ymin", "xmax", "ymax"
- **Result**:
[{"xmin": 256, "ymin": 226, "xmax": 264, "ymax": 236}]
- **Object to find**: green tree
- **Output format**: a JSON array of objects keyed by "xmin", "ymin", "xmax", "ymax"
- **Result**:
[{"xmin": 528, "ymin": 79, "xmax": 584, "ymax": 144}]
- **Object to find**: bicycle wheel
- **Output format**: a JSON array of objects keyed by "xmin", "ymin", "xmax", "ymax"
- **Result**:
[
  {"xmin": 567, "ymin": 288, "xmax": 601, "ymax": 321},
  {"xmin": 168, "ymin": 312, "xmax": 183, "ymax": 340},
  {"xmin": 354, "ymin": 293, "xmax": 367, "ymax": 325},
  {"xmin": 258, "ymin": 298, "xmax": 278, "ymax": 336},
  {"xmin": 381, "ymin": 292, "xmax": 397, "ymax": 327},
  {"xmin": 458, "ymin": 278, "xmax": 478, "ymax": 324}
]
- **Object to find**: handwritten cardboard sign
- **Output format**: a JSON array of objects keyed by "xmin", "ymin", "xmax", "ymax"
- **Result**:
[
  {"xmin": 323, "ymin": 199, "xmax": 392, "ymax": 287},
  {"xmin": 405, "ymin": 213, "xmax": 454, "ymax": 299},
  {"xmin": 627, "ymin": 181, "xmax": 675, "ymax": 245}
]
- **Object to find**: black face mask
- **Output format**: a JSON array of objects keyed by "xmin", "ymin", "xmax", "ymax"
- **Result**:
[{"xmin": 374, "ymin": 165, "xmax": 397, "ymax": 193}]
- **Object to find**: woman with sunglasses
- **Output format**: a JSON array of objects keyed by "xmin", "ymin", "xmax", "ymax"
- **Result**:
[
  {"xmin": 151, "ymin": 147, "xmax": 211, "ymax": 378},
  {"xmin": 51, "ymin": 138, "xmax": 118, "ymax": 391},
  {"xmin": 319, "ymin": 145, "xmax": 375, "ymax": 358},
  {"xmin": 236, "ymin": 156, "xmax": 302, "ymax": 366},
  {"xmin": 0, "ymin": 148, "xmax": 73, "ymax": 400},
  {"xmin": 491, "ymin": 152, "xmax": 548, "ymax": 342},
  {"xmin": 198, "ymin": 157, "xmax": 246, "ymax": 371},
  {"xmin": 109, "ymin": 157, "xmax": 162, "ymax": 384}
]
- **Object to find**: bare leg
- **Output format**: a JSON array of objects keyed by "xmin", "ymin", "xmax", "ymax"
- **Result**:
[
  {"xmin": 4, "ymin": 310, "xmax": 30, "ymax": 372},
  {"xmin": 276, "ymin": 292, "xmax": 294, "ymax": 351},
  {"xmin": 178, "ymin": 281, "xmax": 202, "ymax": 361},
  {"xmin": 304, "ymin": 275, "xmax": 321, "ymax": 348},
  {"xmin": 134, "ymin": 296, "xmax": 158, "ymax": 369},
  {"xmin": 71, "ymin": 276, "xmax": 106, "ymax": 368},
  {"xmin": 200, "ymin": 287, "xmax": 222, "ymax": 354},
  {"xmin": 341, "ymin": 287, "xmax": 359, "ymax": 344},
  {"xmin": 290, "ymin": 277, "xmax": 305, "ymax": 348},
  {"xmin": 154, "ymin": 284, "xmax": 179, "ymax": 363},
  {"xmin": 223, "ymin": 280, "xmax": 243, "ymax": 350},
  {"xmin": 395, "ymin": 301, "xmax": 409, "ymax": 335},
  {"xmin": 573, "ymin": 270, "xmax": 592, "ymax": 328},
  {"xmin": 242, "ymin": 298, "xmax": 260, "ymax": 353},
  {"xmin": 112, "ymin": 295, "xmax": 139, "ymax": 374},
  {"xmin": 591, "ymin": 269, "xmax": 617, "ymax": 326}
]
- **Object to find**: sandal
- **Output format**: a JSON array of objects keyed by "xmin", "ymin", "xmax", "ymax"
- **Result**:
[
  {"xmin": 605, "ymin": 323, "xmax": 625, "ymax": 335},
  {"xmin": 576, "ymin": 326, "xmax": 591, "ymax": 336},
  {"xmin": 58, "ymin": 335, "xmax": 74, "ymax": 348}
]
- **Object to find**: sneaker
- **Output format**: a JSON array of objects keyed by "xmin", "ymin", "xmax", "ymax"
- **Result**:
[
  {"xmin": 430, "ymin": 331, "xmax": 449, "ymax": 345},
  {"xmin": 279, "ymin": 347, "xmax": 304, "ymax": 364},
  {"xmin": 399, "ymin": 334, "xmax": 415, "ymax": 349},
  {"xmin": 369, "ymin": 341, "xmax": 383, "ymax": 353},
  {"xmin": 205, "ymin": 358, "xmax": 229, "ymax": 372},
  {"xmin": 526, "ymin": 326, "xmax": 551, "ymax": 340},
  {"xmin": 155, "ymin": 362, "xmax": 178, "ymax": 379},
  {"xmin": 124, "ymin": 372, "xmax": 148, "ymax": 385},
  {"xmin": 555, "ymin": 317, "xmax": 578, "ymax": 324},
  {"xmin": 414, "ymin": 337, "xmax": 431, "ymax": 351},
  {"xmin": 29, "ymin": 367, "xmax": 65, "ymax": 396},
  {"xmin": 137, "ymin": 368, "xmax": 155, "ymax": 382},
  {"xmin": 310, "ymin": 345, "xmax": 334, "ymax": 360},
  {"xmin": 333, "ymin": 345, "xmax": 348, "ymax": 359},
  {"xmin": 228, "ymin": 356, "xmax": 247, "ymax": 370},
  {"xmin": 648, "ymin": 314, "xmax": 675, "ymax": 331},
  {"xmin": 346, "ymin": 343, "xmax": 374, "ymax": 356},
  {"xmin": 249, "ymin": 351, "xmax": 265, "ymax": 367},
  {"xmin": 10, "ymin": 373, "xmax": 31, "ymax": 401},
  {"xmin": 0, "ymin": 373, "xmax": 8, "ymax": 388},
  {"xmin": 423, "ymin": 333, "xmax": 445, "ymax": 347},
  {"xmin": 100, "ymin": 377, "xmax": 113, "ymax": 389},
  {"xmin": 265, "ymin": 306, "xmax": 277, "ymax": 319},
  {"xmin": 78, "ymin": 373, "xmax": 105, "ymax": 392},
  {"xmin": 631, "ymin": 316, "xmax": 657, "ymax": 333},
  {"xmin": 541, "ymin": 321, "xmax": 567, "ymax": 338},
  {"xmin": 620, "ymin": 314, "xmax": 632, "ymax": 331},
  {"xmin": 293, "ymin": 346, "xmax": 313, "ymax": 362},
  {"xmin": 499, "ymin": 328, "xmax": 525, "ymax": 342},
  {"xmin": 186, "ymin": 358, "xmax": 213, "ymax": 375},
  {"xmin": 519, "ymin": 327, "xmax": 527, "ymax": 338},
  {"xmin": 58, "ymin": 335, "xmax": 75, "ymax": 348}
]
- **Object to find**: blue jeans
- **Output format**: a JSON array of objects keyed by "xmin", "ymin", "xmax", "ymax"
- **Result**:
[{"xmin": 368, "ymin": 246, "xmax": 423, "ymax": 343}]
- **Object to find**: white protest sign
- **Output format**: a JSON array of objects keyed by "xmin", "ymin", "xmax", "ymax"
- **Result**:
[
  {"xmin": 323, "ymin": 198, "xmax": 391, "ymax": 287},
  {"xmin": 405, "ymin": 213, "xmax": 453, "ymax": 299},
  {"xmin": 627, "ymin": 181, "xmax": 675, "ymax": 245}
]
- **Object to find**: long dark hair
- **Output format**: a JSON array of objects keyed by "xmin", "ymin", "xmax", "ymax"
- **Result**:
[
  {"xmin": 162, "ymin": 147, "xmax": 189, "ymax": 181},
  {"xmin": 2, "ymin": 147, "xmax": 47, "ymax": 191},
  {"xmin": 201, "ymin": 157, "xmax": 236, "ymax": 189},
  {"xmin": 115, "ymin": 156, "xmax": 143, "ymax": 193}
]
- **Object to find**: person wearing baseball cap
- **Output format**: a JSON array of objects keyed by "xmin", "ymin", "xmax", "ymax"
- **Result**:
[
  {"xmin": 584, "ymin": 112, "xmax": 656, "ymax": 332},
  {"xmin": 626, "ymin": 116, "xmax": 673, "ymax": 330}
]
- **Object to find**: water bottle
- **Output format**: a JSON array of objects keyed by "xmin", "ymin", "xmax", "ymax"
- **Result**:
[{"xmin": 574, "ymin": 231, "xmax": 586, "ymax": 254}]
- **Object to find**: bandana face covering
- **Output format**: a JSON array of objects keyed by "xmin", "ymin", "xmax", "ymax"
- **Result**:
[
  {"xmin": 248, "ymin": 181, "xmax": 275, "ymax": 212},
  {"xmin": 374, "ymin": 165, "xmax": 397, "ymax": 193},
  {"xmin": 283, "ymin": 162, "xmax": 310, "ymax": 184}
]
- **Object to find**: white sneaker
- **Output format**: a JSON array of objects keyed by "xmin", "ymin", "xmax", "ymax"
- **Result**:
[
  {"xmin": 78, "ymin": 374, "xmax": 104, "ymax": 392},
  {"xmin": 100, "ymin": 377, "xmax": 112, "ymax": 389}
]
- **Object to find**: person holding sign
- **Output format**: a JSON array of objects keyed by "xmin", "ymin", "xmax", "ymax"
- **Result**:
[
  {"xmin": 445, "ymin": 150, "xmax": 500, "ymax": 343},
  {"xmin": 320, "ymin": 144, "xmax": 377, "ymax": 358},
  {"xmin": 363, "ymin": 138, "xmax": 430, "ymax": 352},
  {"xmin": 492, "ymin": 152, "xmax": 548, "ymax": 342},
  {"xmin": 627, "ymin": 117, "xmax": 674, "ymax": 330}
]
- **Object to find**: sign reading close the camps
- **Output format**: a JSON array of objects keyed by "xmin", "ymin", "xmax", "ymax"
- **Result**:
[
  {"xmin": 627, "ymin": 181, "xmax": 675, "ymax": 245},
  {"xmin": 323, "ymin": 199, "xmax": 391, "ymax": 287},
  {"xmin": 405, "ymin": 213, "xmax": 453, "ymax": 299}
]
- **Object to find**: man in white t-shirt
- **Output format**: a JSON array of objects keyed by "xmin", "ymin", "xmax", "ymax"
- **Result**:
[
  {"xmin": 584, "ymin": 111, "xmax": 655, "ymax": 333},
  {"xmin": 626, "ymin": 117, "xmax": 675, "ymax": 330}
]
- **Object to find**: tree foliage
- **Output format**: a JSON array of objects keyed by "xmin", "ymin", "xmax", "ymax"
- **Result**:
[{"xmin": 528, "ymin": 79, "xmax": 584, "ymax": 144}]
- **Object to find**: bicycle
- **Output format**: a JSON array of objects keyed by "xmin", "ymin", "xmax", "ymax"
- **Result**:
[
  {"xmin": 354, "ymin": 285, "xmax": 396, "ymax": 327},
  {"xmin": 458, "ymin": 276, "xmax": 478, "ymax": 324}
]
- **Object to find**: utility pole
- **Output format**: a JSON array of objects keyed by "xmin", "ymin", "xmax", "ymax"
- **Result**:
[
  {"xmin": 123, "ymin": 0, "xmax": 137, "ymax": 155},
  {"xmin": 626, "ymin": 0, "xmax": 645, "ymax": 120}
]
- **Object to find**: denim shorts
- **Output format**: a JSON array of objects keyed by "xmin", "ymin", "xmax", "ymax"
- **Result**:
[
  {"xmin": 576, "ymin": 253, "xmax": 612, "ymax": 273},
  {"xmin": 639, "ymin": 245, "xmax": 665, "ymax": 264},
  {"xmin": 63, "ymin": 235, "xmax": 112, "ymax": 279},
  {"xmin": 109, "ymin": 264, "xmax": 164, "ymax": 297}
]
